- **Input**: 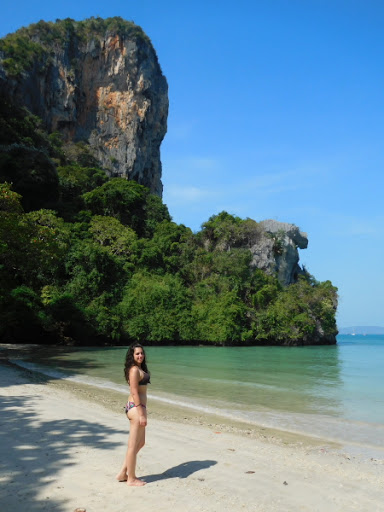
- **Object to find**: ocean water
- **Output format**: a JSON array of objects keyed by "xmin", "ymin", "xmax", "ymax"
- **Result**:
[{"xmin": 5, "ymin": 335, "xmax": 384, "ymax": 456}]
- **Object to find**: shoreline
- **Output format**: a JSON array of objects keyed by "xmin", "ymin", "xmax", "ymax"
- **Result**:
[
  {"xmin": 1, "ymin": 357, "xmax": 384, "ymax": 511},
  {"xmin": 2, "ymin": 344, "xmax": 384, "ymax": 459},
  {"xmin": 2, "ymin": 355, "xmax": 336, "ymax": 450}
]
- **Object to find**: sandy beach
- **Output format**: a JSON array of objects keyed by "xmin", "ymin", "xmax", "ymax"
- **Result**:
[{"xmin": 0, "ymin": 359, "xmax": 383, "ymax": 512}]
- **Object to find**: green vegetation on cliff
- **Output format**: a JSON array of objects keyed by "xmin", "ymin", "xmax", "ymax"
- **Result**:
[
  {"xmin": 0, "ymin": 60, "xmax": 338, "ymax": 345},
  {"xmin": 0, "ymin": 16, "xmax": 149, "ymax": 77}
]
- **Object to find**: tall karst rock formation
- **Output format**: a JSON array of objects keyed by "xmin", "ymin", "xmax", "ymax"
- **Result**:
[{"xmin": 0, "ymin": 17, "xmax": 168, "ymax": 195}]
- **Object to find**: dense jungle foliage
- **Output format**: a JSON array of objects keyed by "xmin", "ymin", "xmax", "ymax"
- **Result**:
[{"xmin": 0, "ymin": 94, "xmax": 338, "ymax": 345}]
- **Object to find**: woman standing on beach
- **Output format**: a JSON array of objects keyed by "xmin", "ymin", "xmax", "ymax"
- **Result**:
[{"xmin": 116, "ymin": 343, "xmax": 150, "ymax": 486}]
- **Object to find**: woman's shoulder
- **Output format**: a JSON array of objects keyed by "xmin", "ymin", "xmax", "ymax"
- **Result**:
[{"xmin": 129, "ymin": 365, "xmax": 141, "ymax": 378}]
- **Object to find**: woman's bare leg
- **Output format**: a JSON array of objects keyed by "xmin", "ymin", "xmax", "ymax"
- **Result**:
[
  {"xmin": 116, "ymin": 414, "xmax": 130, "ymax": 481},
  {"xmin": 116, "ymin": 459, "xmax": 128, "ymax": 481},
  {"xmin": 126, "ymin": 418, "xmax": 146, "ymax": 486}
]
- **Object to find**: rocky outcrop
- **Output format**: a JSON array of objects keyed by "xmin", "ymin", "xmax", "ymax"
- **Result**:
[
  {"xmin": 251, "ymin": 219, "xmax": 308, "ymax": 285},
  {"xmin": 0, "ymin": 18, "xmax": 168, "ymax": 196}
]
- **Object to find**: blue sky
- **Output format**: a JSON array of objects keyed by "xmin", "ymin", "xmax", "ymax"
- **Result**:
[{"xmin": 1, "ymin": 0, "xmax": 383, "ymax": 328}]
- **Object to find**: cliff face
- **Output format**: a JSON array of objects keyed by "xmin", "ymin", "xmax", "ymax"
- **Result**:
[
  {"xmin": 252, "ymin": 219, "xmax": 308, "ymax": 286},
  {"xmin": 0, "ymin": 19, "xmax": 168, "ymax": 196}
]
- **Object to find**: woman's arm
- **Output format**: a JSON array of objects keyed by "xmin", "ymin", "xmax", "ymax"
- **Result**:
[{"xmin": 129, "ymin": 367, "xmax": 147, "ymax": 426}]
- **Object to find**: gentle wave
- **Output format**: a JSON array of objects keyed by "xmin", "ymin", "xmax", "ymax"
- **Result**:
[
  {"xmin": 166, "ymin": 373, "xmax": 282, "ymax": 391},
  {"xmin": 10, "ymin": 359, "xmax": 128, "ymax": 395},
  {"xmin": 10, "ymin": 358, "xmax": 384, "ymax": 458},
  {"xmin": 151, "ymin": 390, "xmax": 384, "ymax": 452}
]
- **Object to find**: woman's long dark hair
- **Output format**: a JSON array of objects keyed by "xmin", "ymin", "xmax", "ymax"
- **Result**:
[{"xmin": 124, "ymin": 343, "xmax": 149, "ymax": 383}]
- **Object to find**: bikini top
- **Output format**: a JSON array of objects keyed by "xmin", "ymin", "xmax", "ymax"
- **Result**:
[{"xmin": 139, "ymin": 370, "xmax": 151, "ymax": 385}]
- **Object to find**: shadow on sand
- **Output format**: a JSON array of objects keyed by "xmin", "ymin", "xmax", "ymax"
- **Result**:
[
  {"xmin": 0, "ymin": 389, "xmax": 126, "ymax": 512},
  {"xmin": 0, "ymin": 345, "xmax": 105, "ymax": 386},
  {"xmin": 143, "ymin": 459, "xmax": 217, "ymax": 483}
]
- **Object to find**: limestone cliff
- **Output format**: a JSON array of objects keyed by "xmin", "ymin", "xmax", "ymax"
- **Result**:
[
  {"xmin": 252, "ymin": 219, "xmax": 308, "ymax": 286},
  {"xmin": 0, "ymin": 17, "xmax": 168, "ymax": 195}
]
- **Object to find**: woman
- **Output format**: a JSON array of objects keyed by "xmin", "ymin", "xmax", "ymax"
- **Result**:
[{"xmin": 116, "ymin": 343, "xmax": 150, "ymax": 486}]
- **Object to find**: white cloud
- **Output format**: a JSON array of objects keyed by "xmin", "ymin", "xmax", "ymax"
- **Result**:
[
  {"xmin": 164, "ymin": 156, "xmax": 220, "ymax": 173},
  {"xmin": 340, "ymin": 220, "xmax": 381, "ymax": 237},
  {"xmin": 166, "ymin": 121, "xmax": 196, "ymax": 141},
  {"xmin": 242, "ymin": 165, "xmax": 324, "ymax": 195},
  {"xmin": 306, "ymin": 210, "xmax": 384, "ymax": 238},
  {"xmin": 189, "ymin": 157, "xmax": 219, "ymax": 170},
  {"xmin": 165, "ymin": 185, "xmax": 210, "ymax": 203}
]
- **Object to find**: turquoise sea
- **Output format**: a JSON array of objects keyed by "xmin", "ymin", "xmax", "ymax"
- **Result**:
[{"xmin": 5, "ymin": 334, "xmax": 384, "ymax": 457}]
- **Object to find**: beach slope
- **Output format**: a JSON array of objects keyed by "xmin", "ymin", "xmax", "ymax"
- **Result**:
[{"xmin": 0, "ymin": 362, "xmax": 383, "ymax": 512}]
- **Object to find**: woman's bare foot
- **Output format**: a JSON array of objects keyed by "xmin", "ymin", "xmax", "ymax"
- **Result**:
[
  {"xmin": 115, "ymin": 469, "xmax": 128, "ymax": 482},
  {"xmin": 127, "ymin": 478, "xmax": 146, "ymax": 486}
]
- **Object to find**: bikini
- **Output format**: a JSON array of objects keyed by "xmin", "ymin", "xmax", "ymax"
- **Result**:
[
  {"xmin": 125, "ymin": 401, "xmax": 145, "ymax": 412},
  {"xmin": 124, "ymin": 371, "xmax": 150, "ymax": 413},
  {"xmin": 138, "ymin": 372, "xmax": 150, "ymax": 385}
]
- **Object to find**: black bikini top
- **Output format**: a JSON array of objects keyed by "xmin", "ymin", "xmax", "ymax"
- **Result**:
[{"xmin": 139, "ymin": 371, "xmax": 151, "ymax": 385}]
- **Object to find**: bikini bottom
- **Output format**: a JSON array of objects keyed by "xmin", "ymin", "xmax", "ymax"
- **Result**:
[
  {"xmin": 124, "ymin": 401, "xmax": 136, "ymax": 413},
  {"xmin": 124, "ymin": 401, "xmax": 147, "ymax": 413}
]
